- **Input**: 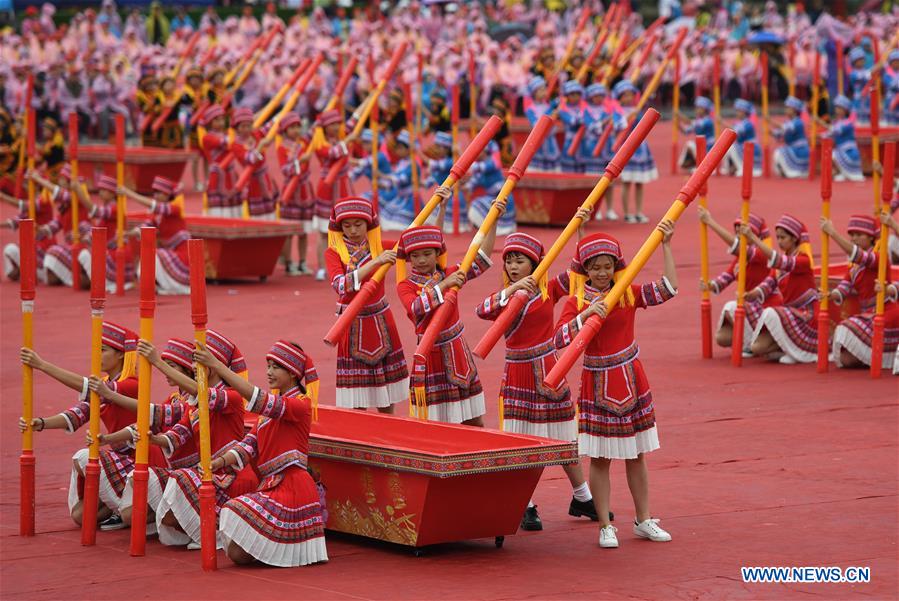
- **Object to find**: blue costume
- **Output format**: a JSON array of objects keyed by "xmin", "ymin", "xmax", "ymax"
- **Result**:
[
  {"xmin": 613, "ymin": 81, "xmax": 657, "ymax": 184},
  {"xmin": 350, "ymin": 149, "xmax": 396, "ymax": 207},
  {"xmin": 826, "ymin": 97, "xmax": 864, "ymax": 182},
  {"xmin": 467, "ymin": 150, "xmax": 516, "ymax": 235},
  {"xmin": 558, "ymin": 80, "xmax": 587, "ymax": 173},
  {"xmin": 773, "ymin": 98, "xmax": 810, "ymax": 178},
  {"xmin": 848, "ymin": 47, "xmax": 871, "ymax": 124},
  {"xmin": 524, "ymin": 77, "xmax": 560, "ymax": 171},
  {"xmin": 677, "ymin": 96, "xmax": 716, "ymax": 170}
]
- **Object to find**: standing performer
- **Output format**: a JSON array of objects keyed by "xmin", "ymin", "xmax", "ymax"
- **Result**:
[
  {"xmin": 523, "ymin": 76, "xmax": 560, "ymax": 171},
  {"xmin": 743, "ymin": 215, "xmax": 819, "ymax": 364},
  {"xmin": 199, "ymin": 104, "xmax": 242, "ymax": 218},
  {"xmin": 581, "ymin": 83, "xmax": 611, "ymax": 176},
  {"xmin": 199, "ymin": 341, "xmax": 328, "ymax": 567},
  {"xmin": 73, "ymin": 175, "xmax": 137, "ymax": 293},
  {"xmin": 814, "ymin": 96, "xmax": 864, "ymax": 182},
  {"xmin": 377, "ymin": 130, "xmax": 417, "ymax": 232},
  {"xmin": 467, "ymin": 143, "xmax": 515, "ymax": 236},
  {"xmin": 231, "ymin": 107, "xmax": 278, "ymax": 219},
  {"xmin": 276, "ymin": 113, "xmax": 314, "ymax": 275},
  {"xmin": 395, "ymin": 190, "xmax": 503, "ymax": 425},
  {"xmin": 18, "ymin": 322, "xmax": 139, "ymax": 528},
  {"xmin": 553, "ymin": 225, "xmax": 678, "ymax": 549},
  {"xmin": 847, "ymin": 47, "xmax": 871, "ymax": 125},
  {"xmin": 822, "ymin": 215, "xmax": 899, "ymax": 370},
  {"xmin": 697, "ymin": 207, "xmax": 778, "ymax": 355},
  {"xmin": 325, "ymin": 197, "xmax": 409, "ymax": 413},
  {"xmin": 613, "ymin": 81, "xmax": 658, "ymax": 224},
  {"xmin": 475, "ymin": 227, "xmax": 599, "ymax": 532},
  {"xmin": 312, "ymin": 109, "xmax": 357, "ymax": 281},
  {"xmin": 151, "ymin": 329, "xmax": 258, "ymax": 550},
  {"xmin": 117, "ymin": 176, "xmax": 191, "ymax": 295},
  {"xmin": 721, "ymin": 99, "xmax": 762, "ymax": 177},
  {"xmin": 676, "ymin": 96, "xmax": 716, "ymax": 171},
  {"xmin": 558, "ymin": 81, "xmax": 587, "ymax": 173},
  {"xmin": 771, "ymin": 96, "xmax": 810, "ymax": 179},
  {"xmin": 422, "ymin": 132, "xmax": 459, "ymax": 223}
]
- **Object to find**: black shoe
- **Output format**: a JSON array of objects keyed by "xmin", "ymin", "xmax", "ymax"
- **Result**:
[
  {"xmin": 99, "ymin": 514, "xmax": 125, "ymax": 531},
  {"xmin": 520, "ymin": 505, "xmax": 543, "ymax": 531},
  {"xmin": 568, "ymin": 497, "xmax": 598, "ymax": 521},
  {"xmin": 568, "ymin": 498, "xmax": 613, "ymax": 522}
]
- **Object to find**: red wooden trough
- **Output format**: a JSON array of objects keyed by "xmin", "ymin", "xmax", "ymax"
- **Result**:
[
  {"xmin": 514, "ymin": 172, "xmax": 597, "ymax": 226},
  {"xmin": 308, "ymin": 407, "xmax": 577, "ymax": 550},
  {"xmin": 128, "ymin": 214, "xmax": 302, "ymax": 281},
  {"xmin": 72, "ymin": 146, "xmax": 191, "ymax": 194}
]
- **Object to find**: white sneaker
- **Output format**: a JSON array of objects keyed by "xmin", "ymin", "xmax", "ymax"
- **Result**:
[
  {"xmin": 778, "ymin": 355, "xmax": 797, "ymax": 365},
  {"xmin": 624, "ymin": 214, "xmax": 637, "ymax": 224},
  {"xmin": 742, "ymin": 349, "xmax": 753, "ymax": 358},
  {"xmin": 635, "ymin": 213, "xmax": 649, "ymax": 224},
  {"xmin": 606, "ymin": 209, "xmax": 618, "ymax": 221},
  {"xmin": 186, "ymin": 541, "xmax": 201, "ymax": 550},
  {"xmin": 599, "ymin": 525, "xmax": 619, "ymax": 548},
  {"xmin": 633, "ymin": 518, "xmax": 671, "ymax": 542},
  {"xmin": 594, "ymin": 210, "xmax": 604, "ymax": 221},
  {"xmin": 315, "ymin": 268, "xmax": 326, "ymax": 281}
]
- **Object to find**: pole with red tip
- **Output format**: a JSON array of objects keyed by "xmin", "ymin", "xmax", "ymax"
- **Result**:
[
  {"xmin": 26, "ymin": 103, "xmax": 36, "ymax": 221},
  {"xmin": 817, "ymin": 138, "xmax": 833, "ymax": 373},
  {"xmin": 82, "ymin": 227, "xmax": 107, "ymax": 545},
  {"xmin": 188, "ymin": 239, "xmax": 217, "ymax": 571},
  {"xmin": 731, "ymin": 142, "xmax": 754, "ymax": 367},
  {"xmin": 130, "ymin": 228, "xmax": 156, "ymax": 556},
  {"xmin": 871, "ymin": 141, "xmax": 895, "ymax": 378},
  {"xmin": 474, "ymin": 110, "xmax": 661, "ymax": 360},
  {"xmin": 114, "ymin": 114, "xmax": 126, "ymax": 296},
  {"xmin": 543, "ymin": 129, "xmax": 737, "ymax": 388},
  {"xmin": 696, "ymin": 136, "xmax": 712, "ymax": 358},
  {"xmin": 69, "ymin": 114, "xmax": 83, "ymax": 290},
  {"xmin": 19, "ymin": 219, "xmax": 36, "ymax": 537}
]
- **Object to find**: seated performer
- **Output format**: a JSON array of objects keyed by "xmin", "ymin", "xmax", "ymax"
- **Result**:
[
  {"xmin": 770, "ymin": 96, "xmax": 810, "ymax": 179},
  {"xmin": 743, "ymin": 215, "xmax": 819, "ymax": 364},
  {"xmin": 1, "ymin": 178, "xmax": 55, "ymax": 283},
  {"xmin": 814, "ymin": 95, "xmax": 864, "ymax": 182},
  {"xmin": 198, "ymin": 340, "xmax": 328, "ymax": 567},
  {"xmin": 822, "ymin": 215, "xmax": 899, "ymax": 370},
  {"xmin": 149, "ymin": 330, "xmax": 258, "ymax": 550},
  {"xmin": 553, "ymin": 224, "xmax": 678, "ymax": 549},
  {"xmin": 721, "ymin": 99, "xmax": 762, "ymax": 177},
  {"xmin": 72, "ymin": 174, "xmax": 137, "ymax": 292},
  {"xmin": 116, "ymin": 176, "xmax": 190, "ymax": 294},
  {"xmin": 395, "ymin": 188, "xmax": 503, "ymax": 425},
  {"xmin": 698, "ymin": 206, "xmax": 779, "ymax": 356},
  {"xmin": 677, "ymin": 96, "xmax": 716, "ymax": 170},
  {"xmin": 18, "ymin": 322, "xmax": 139, "ymax": 528},
  {"xmin": 27, "ymin": 165, "xmax": 91, "ymax": 286}
]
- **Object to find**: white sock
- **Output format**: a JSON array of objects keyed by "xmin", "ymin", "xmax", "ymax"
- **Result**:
[{"xmin": 572, "ymin": 482, "xmax": 592, "ymax": 502}]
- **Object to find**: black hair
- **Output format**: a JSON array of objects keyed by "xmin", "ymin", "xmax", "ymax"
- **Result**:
[{"xmin": 503, "ymin": 251, "xmax": 538, "ymax": 273}]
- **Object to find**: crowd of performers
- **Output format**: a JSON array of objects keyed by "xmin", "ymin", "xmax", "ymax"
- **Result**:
[{"xmin": 4, "ymin": 0, "xmax": 899, "ymax": 570}]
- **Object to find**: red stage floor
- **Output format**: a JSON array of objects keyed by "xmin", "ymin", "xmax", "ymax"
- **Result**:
[{"xmin": 0, "ymin": 126, "xmax": 896, "ymax": 600}]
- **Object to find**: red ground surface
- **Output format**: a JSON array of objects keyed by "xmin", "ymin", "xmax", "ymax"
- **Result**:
[{"xmin": 0, "ymin": 127, "xmax": 896, "ymax": 600}]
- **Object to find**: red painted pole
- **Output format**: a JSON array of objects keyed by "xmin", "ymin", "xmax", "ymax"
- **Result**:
[
  {"xmin": 188, "ymin": 239, "xmax": 217, "ymax": 571},
  {"xmin": 19, "ymin": 219, "xmax": 36, "ymax": 537},
  {"xmin": 731, "ymin": 141, "xmax": 754, "ymax": 367},
  {"xmin": 129, "ymin": 227, "xmax": 156, "ymax": 556},
  {"xmin": 817, "ymin": 138, "xmax": 833, "ymax": 373},
  {"xmin": 82, "ymin": 227, "xmax": 107, "ymax": 546},
  {"xmin": 695, "ymin": 136, "xmax": 712, "ymax": 359}
]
